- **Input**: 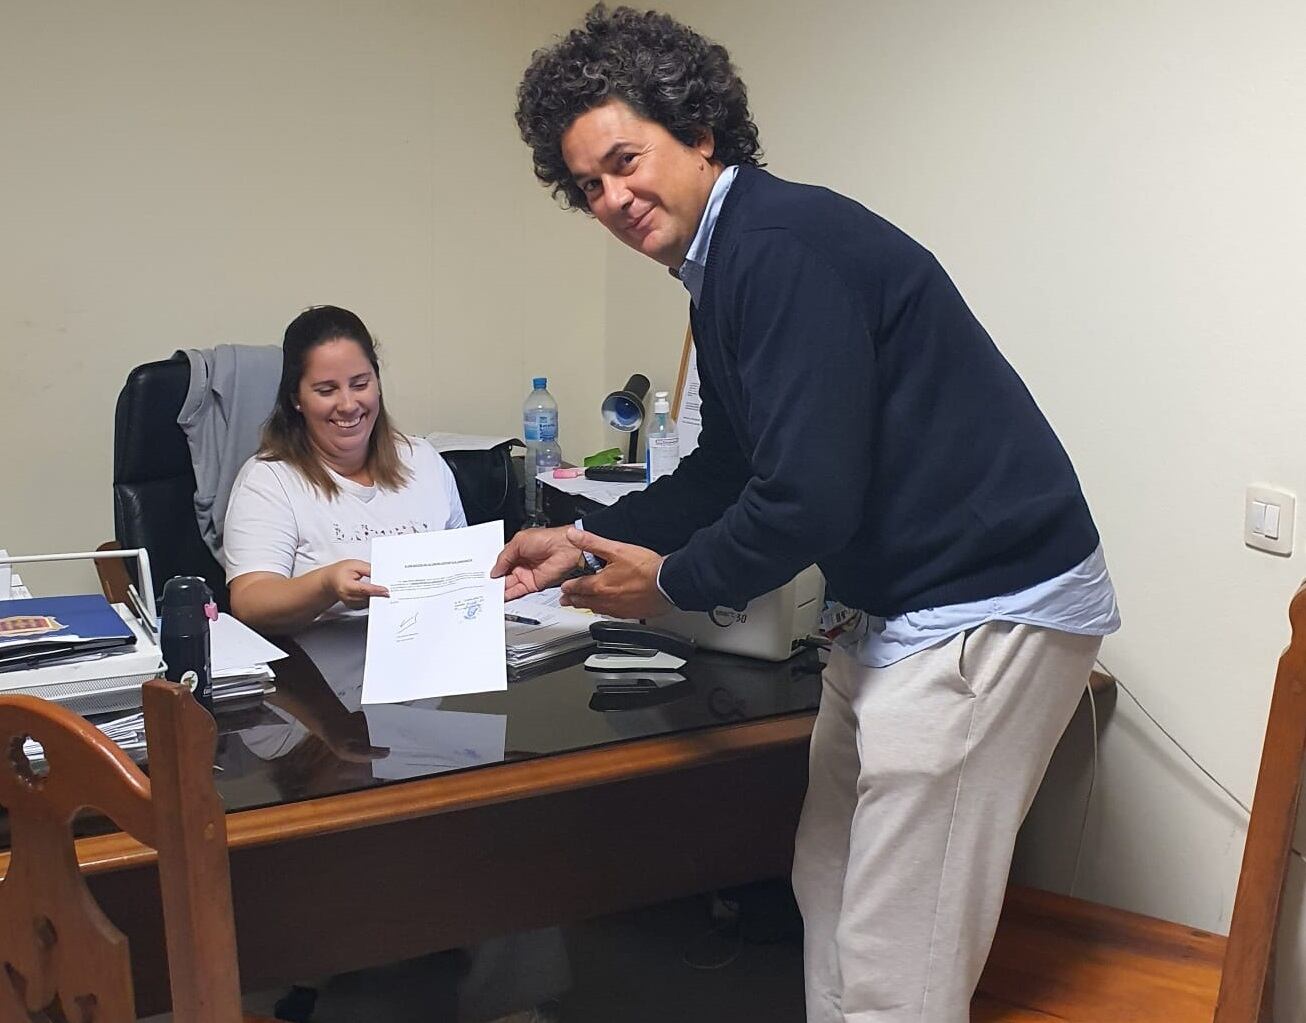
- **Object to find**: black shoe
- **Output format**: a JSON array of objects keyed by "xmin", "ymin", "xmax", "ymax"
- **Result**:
[{"xmin": 273, "ymin": 985, "xmax": 318, "ymax": 1022}]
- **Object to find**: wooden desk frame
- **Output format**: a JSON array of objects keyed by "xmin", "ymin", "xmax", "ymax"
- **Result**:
[{"xmin": 23, "ymin": 713, "xmax": 813, "ymax": 1012}]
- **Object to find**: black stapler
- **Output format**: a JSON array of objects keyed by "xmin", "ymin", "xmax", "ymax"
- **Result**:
[
  {"xmin": 586, "ymin": 620, "xmax": 695, "ymax": 673},
  {"xmin": 588, "ymin": 672, "xmax": 693, "ymax": 711},
  {"xmin": 585, "ymin": 621, "xmax": 696, "ymax": 710}
]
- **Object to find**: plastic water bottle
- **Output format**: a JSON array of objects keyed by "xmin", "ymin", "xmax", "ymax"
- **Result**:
[
  {"xmin": 523, "ymin": 377, "xmax": 560, "ymax": 523},
  {"xmin": 645, "ymin": 390, "xmax": 679, "ymax": 483}
]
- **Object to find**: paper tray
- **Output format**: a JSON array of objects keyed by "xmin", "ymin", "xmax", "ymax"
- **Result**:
[{"xmin": 0, "ymin": 602, "xmax": 163, "ymax": 715}]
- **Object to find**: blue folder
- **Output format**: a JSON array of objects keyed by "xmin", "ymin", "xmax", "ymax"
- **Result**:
[{"xmin": 0, "ymin": 594, "xmax": 137, "ymax": 672}]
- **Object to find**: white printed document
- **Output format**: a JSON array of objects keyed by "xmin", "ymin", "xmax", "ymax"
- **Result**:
[
  {"xmin": 676, "ymin": 344, "xmax": 702, "ymax": 458},
  {"xmin": 539, "ymin": 472, "xmax": 646, "ymax": 508},
  {"xmin": 362, "ymin": 521, "xmax": 507, "ymax": 704},
  {"xmin": 210, "ymin": 613, "xmax": 287, "ymax": 677},
  {"xmin": 505, "ymin": 587, "xmax": 601, "ymax": 670},
  {"xmin": 424, "ymin": 431, "xmax": 515, "ymax": 453}
]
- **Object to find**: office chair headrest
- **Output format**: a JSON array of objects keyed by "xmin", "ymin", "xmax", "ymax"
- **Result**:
[{"xmin": 114, "ymin": 355, "xmax": 193, "ymax": 485}]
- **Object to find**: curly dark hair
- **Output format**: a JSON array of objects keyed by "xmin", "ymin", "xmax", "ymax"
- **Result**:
[{"xmin": 515, "ymin": 4, "xmax": 763, "ymax": 210}]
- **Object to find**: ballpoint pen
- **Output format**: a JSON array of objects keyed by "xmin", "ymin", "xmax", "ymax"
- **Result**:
[
  {"xmin": 504, "ymin": 613, "xmax": 542, "ymax": 626},
  {"xmin": 126, "ymin": 583, "xmax": 159, "ymax": 642}
]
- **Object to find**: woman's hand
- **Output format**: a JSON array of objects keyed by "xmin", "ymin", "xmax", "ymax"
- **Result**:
[{"xmin": 322, "ymin": 559, "xmax": 389, "ymax": 609}]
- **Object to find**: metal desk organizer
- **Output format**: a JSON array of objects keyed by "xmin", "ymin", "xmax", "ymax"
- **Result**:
[{"xmin": 0, "ymin": 549, "xmax": 164, "ymax": 715}]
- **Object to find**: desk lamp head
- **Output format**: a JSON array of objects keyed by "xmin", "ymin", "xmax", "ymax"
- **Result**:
[{"xmin": 600, "ymin": 373, "xmax": 650, "ymax": 463}]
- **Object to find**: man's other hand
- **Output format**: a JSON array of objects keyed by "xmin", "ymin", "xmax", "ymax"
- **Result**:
[{"xmin": 559, "ymin": 528, "xmax": 672, "ymax": 619}]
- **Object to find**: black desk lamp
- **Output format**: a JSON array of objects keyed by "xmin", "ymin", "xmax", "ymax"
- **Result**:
[{"xmin": 600, "ymin": 373, "xmax": 651, "ymax": 463}]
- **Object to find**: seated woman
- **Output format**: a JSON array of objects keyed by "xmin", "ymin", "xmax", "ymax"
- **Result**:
[
  {"xmin": 224, "ymin": 305, "xmax": 466, "ymax": 634},
  {"xmin": 226, "ymin": 307, "xmax": 565, "ymax": 1023}
]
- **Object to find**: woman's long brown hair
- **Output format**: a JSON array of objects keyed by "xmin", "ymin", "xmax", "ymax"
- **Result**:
[{"xmin": 259, "ymin": 305, "xmax": 411, "ymax": 498}]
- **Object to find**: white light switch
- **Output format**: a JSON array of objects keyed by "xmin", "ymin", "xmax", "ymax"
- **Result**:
[
  {"xmin": 1263, "ymin": 503, "xmax": 1281, "ymax": 540},
  {"xmin": 1245, "ymin": 486, "xmax": 1295, "ymax": 556}
]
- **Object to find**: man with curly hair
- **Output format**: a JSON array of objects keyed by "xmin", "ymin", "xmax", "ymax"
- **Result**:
[{"xmin": 495, "ymin": 6, "xmax": 1119, "ymax": 1021}]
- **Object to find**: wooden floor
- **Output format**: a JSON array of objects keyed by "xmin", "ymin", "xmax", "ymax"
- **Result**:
[
  {"xmin": 144, "ymin": 887, "xmax": 1227, "ymax": 1022},
  {"xmin": 974, "ymin": 887, "xmax": 1226, "ymax": 1021}
]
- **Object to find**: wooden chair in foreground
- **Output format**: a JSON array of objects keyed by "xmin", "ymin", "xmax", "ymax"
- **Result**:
[
  {"xmin": 0, "ymin": 678, "xmax": 275, "ymax": 1022},
  {"xmin": 976, "ymin": 585, "xmax": 1306, "ymax": 1022}
]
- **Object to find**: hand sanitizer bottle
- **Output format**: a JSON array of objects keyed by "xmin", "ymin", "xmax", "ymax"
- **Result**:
[{"xmin": 645, "ymin": 390, "xmax": 679, "ymax": 483}]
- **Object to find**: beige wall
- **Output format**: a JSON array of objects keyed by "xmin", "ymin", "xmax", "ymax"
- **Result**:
[
  {"xmin": 1, "ymin": 0, "xmax": 602, "ymax": 592},
  {"xmin": 7, "ymin": 0, "xmax": 1306, "ymax": 1013},
  {"xmin": 605, "ymin": 0, "xmax": 1306, "ymax": 1015}
]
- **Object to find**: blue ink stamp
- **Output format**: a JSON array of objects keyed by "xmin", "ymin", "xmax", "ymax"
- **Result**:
[{"xmin": 455, "ymin": 595, "xmax": 484, "ymax": 621}]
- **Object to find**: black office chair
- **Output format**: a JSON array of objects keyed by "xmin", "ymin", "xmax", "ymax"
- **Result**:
[
  {"xmin": 113, "ymin": 354, "xmax": 231, "ymax": 610},
  {"xmin": 108, "ymin": 354, "xmax": 525, "ymax": 614},
  {"xmin": 444, "ymin": 443, "xmax": 527, "ymax": 539}
]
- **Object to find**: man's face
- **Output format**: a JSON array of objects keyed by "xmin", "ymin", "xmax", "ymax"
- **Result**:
[{"xmin": 561, "ymin": 99, "xmax": 721, "ymax": 269}]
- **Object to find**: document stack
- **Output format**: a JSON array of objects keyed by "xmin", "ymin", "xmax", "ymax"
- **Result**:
[
  {"xmin": 0, "ymin": 593, "xmax": 136, "ymax": 671},
  {"xmin": 0, "ymin": 601, "xmax": 164, "ymax": 716},
  {"xmin": 20, "ymin": 612, "xmax": 285, "ymax": 765},
  {"xmin": 0, "ymin": 550, "xmax": 284, "ymax": 719},
  {"xmin": 24, "ymin": 712, "xmax": 150, "ymax": 763},
  {"xmin": 505, "ymin": 588, "xmax": 602, "ymax": 674},
  {"xmin": 208, "ymin": 612, "xmax": 287, "ymax": 702},
  {"xmin": 0, "ymin": 548, "xmax": 162, "ymax": 715}
]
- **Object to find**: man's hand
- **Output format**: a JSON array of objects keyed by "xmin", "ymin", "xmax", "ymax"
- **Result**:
[
  {"xmin": 491, "ymin": 526, "xmax": 582, "ymax": 600},
  {"xmin": 559, "ymin": 528, "xmax": 673, "ymax": 619}
]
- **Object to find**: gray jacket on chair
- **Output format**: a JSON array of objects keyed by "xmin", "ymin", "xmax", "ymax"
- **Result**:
[{"xmin": 177, "ymin": 344, "xmax": 281, "ymax": 559}]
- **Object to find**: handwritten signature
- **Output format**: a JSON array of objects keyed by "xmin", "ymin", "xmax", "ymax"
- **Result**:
[{"xmin": 396, "ymin": 610, "xmax": 419, "ymax": 642}]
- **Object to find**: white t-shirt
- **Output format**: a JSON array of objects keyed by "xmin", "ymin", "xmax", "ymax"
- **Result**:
[{"xmin": 223, "ymin": 435, "xmax": 467, "ymax": 623}]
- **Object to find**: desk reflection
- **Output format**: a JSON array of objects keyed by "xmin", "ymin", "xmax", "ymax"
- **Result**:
[
  {"xmin": 242, "ymin": 619, "xmax": 508, "ymax": 786},
  {"xmin": 217, "ymin": 616, "xmax": 822, "ymax": 814}
]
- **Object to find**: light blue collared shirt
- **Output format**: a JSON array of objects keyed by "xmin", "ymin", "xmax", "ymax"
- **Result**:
[
  {"xmin": 672, "ymin": 164, "xmax": 739, "ymax": 307},
  {"xmin": 664, "ymin": 163, "xmax": 1120, "ymax": 665},
  {"xmin": 844, "ymin": 545, "xmax": 1119, "ymax": 667}
]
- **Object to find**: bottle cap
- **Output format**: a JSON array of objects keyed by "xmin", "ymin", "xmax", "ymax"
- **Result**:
[
  {"xmin": 653, "ymin": 391, "xmax": 670, "ymax": 414},
  {"xmin": 160, "ymin": 576, "xmax": 215, "ymax": 631},
  {"xmin": 532, "ymin": 377, "xmax": 547, "ymax": 389}
]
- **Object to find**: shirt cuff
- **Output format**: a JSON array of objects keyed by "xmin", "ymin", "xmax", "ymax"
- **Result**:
[{"xmin": 655, "ymin": 559, "xmax": 678, "ymax": 609}]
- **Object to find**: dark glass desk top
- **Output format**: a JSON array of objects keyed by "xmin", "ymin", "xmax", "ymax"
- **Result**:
[{"xmin": 39, "ymin": 619, "xmax": 823, "ymax": 844}]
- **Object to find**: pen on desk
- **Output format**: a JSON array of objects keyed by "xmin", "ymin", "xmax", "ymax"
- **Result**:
[
  {"xmin": 126, "ymin": 583, "xmax": 159, "ymax": 642},
  {"xmin": 504, "ymin": 613, "xmax": 542, "ymax": 626}
]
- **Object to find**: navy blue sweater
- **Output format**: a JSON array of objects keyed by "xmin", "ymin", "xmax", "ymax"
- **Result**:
[{"xmin": 585, "ymin": 167, "xmax": 1099, "ymax": 615}]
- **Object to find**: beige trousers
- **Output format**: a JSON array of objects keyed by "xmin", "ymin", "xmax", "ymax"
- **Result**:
[{"xmin": 792, "ymin": 622, "xmax": 1100, "ymax": 1022}]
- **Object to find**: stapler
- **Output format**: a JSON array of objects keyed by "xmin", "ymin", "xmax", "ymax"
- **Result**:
[
  {"xmin": 588, "ymin": 672, "xmax": 693, "ymax": 711},
  {"xmin": 585, "ymin": 621, "xmax": 695, "ymax": 673}
]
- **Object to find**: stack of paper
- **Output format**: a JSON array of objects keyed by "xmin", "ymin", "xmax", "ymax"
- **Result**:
[
  {"xmin": 0, "ymin": 594, "xmax": 137, "ymax": 672},
  {"xmin": 538, "ymin": 471, "xmax": 646, "ymax": 508},
  {"xmin": 505, "ymin": 588, "xmax": 600, "ymax": 672},
  {"xmin": 21, "ymin": 639, "xmax": 278, "ymax": 763},
  {"xmin": 24, "ymin": 711, "xmax": 148, "ymax": 763},
  {"xmin": 210, "ymin": 612, "xmax": 288, "ymax": 695},
  {"xmin": 425, "ymin": 431, "xmax": 515, "ymax": 453}
]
